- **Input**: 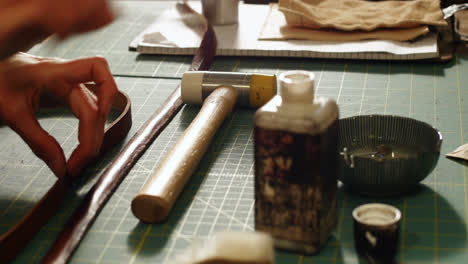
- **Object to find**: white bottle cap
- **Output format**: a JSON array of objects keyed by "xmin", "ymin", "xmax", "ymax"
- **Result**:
[{"xmin": 279, "ymin": 70, "xmax": 315, "ymax": 103}]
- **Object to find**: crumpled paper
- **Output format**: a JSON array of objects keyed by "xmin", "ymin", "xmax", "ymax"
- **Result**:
[{"xmin": 446, "ymin": 143, "xmax": 468, "ymax": 160}]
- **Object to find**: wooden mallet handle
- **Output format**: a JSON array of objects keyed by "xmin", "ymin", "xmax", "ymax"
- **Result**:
[{"xmin": 131, "ymin": 86, "xmax": 238, "ymax": 223}]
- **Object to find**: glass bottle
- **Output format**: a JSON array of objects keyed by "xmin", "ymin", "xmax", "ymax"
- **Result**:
[{"xmin": 254, "ymin": 70, "xmax": 339, "ymax": 254}]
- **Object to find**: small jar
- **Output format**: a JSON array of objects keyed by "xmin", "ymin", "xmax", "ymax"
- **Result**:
[
  {"xmin": 254, "ymin": 70, "xmax": 339, "ymax": 254},
  {"xmin": 201, "ymin": 0, "xmax": 238, "ymax": 25}
]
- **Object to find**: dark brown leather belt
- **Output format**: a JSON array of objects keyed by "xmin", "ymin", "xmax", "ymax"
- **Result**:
[{"xmin": 0, "ymin": 87, "xmax": 132, "ymax": 263}]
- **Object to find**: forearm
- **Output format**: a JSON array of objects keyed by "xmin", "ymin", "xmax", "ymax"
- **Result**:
[
  {"xmin": 0, "ymin": 0, "xmax": 115, "ymax": 60},
  {"xmin": 0, "ymin": 2, "xmax": 46, "ymax": 60}
]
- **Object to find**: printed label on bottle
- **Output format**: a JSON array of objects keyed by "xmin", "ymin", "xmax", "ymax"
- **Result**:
[{"xmin": 254, "ymin": 121, "xmax": 338, "ymax": 253}]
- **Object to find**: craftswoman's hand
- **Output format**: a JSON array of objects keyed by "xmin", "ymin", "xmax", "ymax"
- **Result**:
[
  {"xmin": 0, "ymin": 52, "xmax": 117, "ymax": 178},
  {"xmin": 0, "ymin": 0, "xmax": 115, "ymax": 60}
]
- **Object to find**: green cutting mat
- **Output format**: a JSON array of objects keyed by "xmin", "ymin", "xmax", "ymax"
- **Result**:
[{"xmin": 1, "ymin": 1, "xmax": 467, "ymax": 263}]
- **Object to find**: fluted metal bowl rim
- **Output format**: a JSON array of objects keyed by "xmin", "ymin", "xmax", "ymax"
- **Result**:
[
  {"xmin": 339, "ymin": 114, "xmax": 443, "ymax": 150},
  {"xmin": 337, "ymin": 114, "xmax": 443, "ymax": 196}
]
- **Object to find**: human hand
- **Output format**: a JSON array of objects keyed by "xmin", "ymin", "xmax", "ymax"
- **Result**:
[
  {"xmin": 0, "ymin": 0, "xmax": 115, "ymax": 60},
  {"xmin": 0, "ymin": 53, "xmax": 117, "ymax": 178}
]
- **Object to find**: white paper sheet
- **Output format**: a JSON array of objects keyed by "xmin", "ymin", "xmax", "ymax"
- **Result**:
[{"xmin": 130, "ymin": 2, "xmax": 439, "ymax": 60}]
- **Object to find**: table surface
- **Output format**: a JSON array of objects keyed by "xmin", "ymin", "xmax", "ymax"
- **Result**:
[{"xmin": 1, "ymin": 1, "xmax": 468, "ymax": 263}]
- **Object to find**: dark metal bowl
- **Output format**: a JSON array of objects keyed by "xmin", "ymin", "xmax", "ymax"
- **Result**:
[{"xmin": 338, "ymin": 115, "xmax": 442, "ymax": 196}]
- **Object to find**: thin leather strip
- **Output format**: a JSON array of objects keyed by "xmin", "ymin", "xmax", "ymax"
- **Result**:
[
  {"xmin": 41, "ymin": 2, "xmax": 217, "ymax": 263},
  {"xmin": 0, "ymin": 88, "xmax": 132, "ymax": 263}
]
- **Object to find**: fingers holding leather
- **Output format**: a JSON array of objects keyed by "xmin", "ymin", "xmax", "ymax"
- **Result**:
[
  {"xmin": 39, "ymin": 57, "xmax": 117, "ymax": 111},
  {"xmin": 30, "ymin": 57, "xmax": 117, "ymax": 129},
  {"xmin": 66, "ymin": 84, "xmax": 104, "ymax": 178},
  {"xmin": 20, "ymin": 57, "xmax": 117, "ymax": 177},
  {"xmin": 44, "ymin": 58, "xmax": 117, "ymax": 136},
  {"xmin": 0, "ymin": 54, "xmax": 116, "ymax": 179},
  {"xmin": 67, "ymin": 57, "xmax": 118, "ymax": 118}
]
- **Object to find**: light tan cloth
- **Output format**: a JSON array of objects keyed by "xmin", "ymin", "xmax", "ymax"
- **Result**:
[
  {"xmin": 278, "ymin": 0, "xmax": 447, "ymax": 31},
  {"xmin": 280, "ymin": 25, "xmax": 430, "ymax": 41},
  {"xmin": 259, "ymin": 4, "xmax": 431, "ymax": 42}
]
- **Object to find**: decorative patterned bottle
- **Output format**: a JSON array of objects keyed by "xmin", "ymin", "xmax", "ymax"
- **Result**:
[{"xmin": 254, "ymin": 70, "xmax": 339, "ymax": 254}]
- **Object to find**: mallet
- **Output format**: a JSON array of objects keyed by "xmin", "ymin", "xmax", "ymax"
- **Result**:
[{"xmin": 131, "ymin": 71, "xmax": 277, "ymax": 223}]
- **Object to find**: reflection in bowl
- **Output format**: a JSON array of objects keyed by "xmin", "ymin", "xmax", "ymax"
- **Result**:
[{"xmin": 338, "ymin": 115, "xmax": 442, "ymax": 196}]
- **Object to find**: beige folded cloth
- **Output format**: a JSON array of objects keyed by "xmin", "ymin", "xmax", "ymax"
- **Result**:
[
  {"xmin": 259, "ymin": 4, "xmax": 431, "ymax": 41},
  {"xmin": 280, "ymin": 25, "xmax": 430, "ymax": 41},
  {"xmin": 278, "ymin": 0, "xmax": 447, "ymax": 31}
]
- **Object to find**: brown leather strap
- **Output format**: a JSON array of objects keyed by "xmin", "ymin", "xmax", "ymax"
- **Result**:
[
  {"xmin": 0, "ymin": 88, "xmax": 132, "ymax": 263},
  {"xmin": 41, "ymin": 2, "xmax": 217, "ymax": 263}
]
